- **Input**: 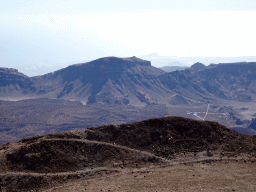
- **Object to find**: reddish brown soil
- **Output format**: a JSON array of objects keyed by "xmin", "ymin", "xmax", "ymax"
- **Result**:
[
  {"xmin": 0, "ymin": 116, "xmax": 256, "ymax": 191},
  {"xmin": 47, "ymin": 160, "xmax": 256, "ymax": 192}
]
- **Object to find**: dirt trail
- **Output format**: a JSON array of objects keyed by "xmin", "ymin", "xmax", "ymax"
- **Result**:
[
  {"xmin": 44, "ymin": 138, "xmax": 171, "ymax": 163},
  {"xmin": 0, "ymin": 167, "xmax": 112, "ymax": 177},
  {"xmin": 1, "ymin": 116, "xmax": 256, "ymax": 191}
]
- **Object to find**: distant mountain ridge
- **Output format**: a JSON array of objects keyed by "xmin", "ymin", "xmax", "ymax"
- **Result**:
[
  {"xmin": 159, "ymin": 62, "xmax": 256, "ymax": 103},
  {"xmin": 0, "ymin": 67, "xmax": 35, "ymax": 99},
  {"xmin": 1, "ymin": 57, "xmax": 256, "ymax": 106},
  {"xmin": 0, "ymin": 67, "xmax": 30, "ymax": 87},
  {"xmin": 0, "ymin": 57, "xmax": 169, "ymax": 106},
  {"xmin": 190, "ymin": 62, "xmax": 206, "ymax": 70}
]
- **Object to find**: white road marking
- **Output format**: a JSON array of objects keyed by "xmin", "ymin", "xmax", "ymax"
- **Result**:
[{"xmin": 187, "ymin": 104, "xmax": 227, "ymax": 121}]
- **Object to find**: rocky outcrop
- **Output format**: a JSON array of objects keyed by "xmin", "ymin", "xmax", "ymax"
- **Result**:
[{"xmin": 191, "ymin": 62, "xmax": 206, "ymax": 70}]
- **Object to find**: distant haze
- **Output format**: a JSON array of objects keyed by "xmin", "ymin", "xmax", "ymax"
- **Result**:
[
  {"xmin": 17, "ymin": 55, "xmax": 256, "ymax": 77},
  {"xmin": 1, "ymin": 0, "xmax": 256, "ymax": 76},
  {"xmin": 141, "ymin": 54, "xmax": 256, "ymax": 68}
]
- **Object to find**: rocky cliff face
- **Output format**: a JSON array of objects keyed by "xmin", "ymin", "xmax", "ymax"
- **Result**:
[
  {"xmin": 1, "ymin": 59, "xmax": 256, "ymax": 106},
  {"xmin": 0, "ymin": 68, "xmax": 30, "ymax": 87},
  {"xmin": 32, "ymin": 56, "xmax": 167, "ymax": 105},
  {"xmin": 0, "ymin": 68, "xmax": 35, "ymax": 99},
  {"xmin": 159, "ymin": 62, "xmax": 256, "ymax": 103}
]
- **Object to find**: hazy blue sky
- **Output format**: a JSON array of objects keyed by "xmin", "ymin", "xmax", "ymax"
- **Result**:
[{"xmin": 1, "ymin": 0, "xmax": 256, "ymax": 75}]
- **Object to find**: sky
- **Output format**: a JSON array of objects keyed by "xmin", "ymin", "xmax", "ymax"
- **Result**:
[{"xmin": 1, "ymin": 0, "xmax": 256, "ymax": 76}]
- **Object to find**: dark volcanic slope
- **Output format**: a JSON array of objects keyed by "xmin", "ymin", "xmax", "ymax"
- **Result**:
[
  {"xmin": 1, "ymin": 116, "xmax": 256, "ymax": 191},
  {"xmin": 0, "ymin": 57, "xmax": 169, "ymax": 106},
  {"xmin": 1, "ymin": 116, "xmax": 255, "ymax": 173},
  {"xmin": 1, "ymin": 59, "xmax": 256, "ymax": 145},
  {"xmin": 159, "ymin": 62, "xmax": 256, "ymax": 103},
  {"xmin": 37, "ymin": 56, "xmax": 167, "ymax": 105},
  {"xmin": 0, "ymin": 68, "xmax": 35, "ymax": 99},
  {"xmin": 0, "ymin": 68, "xmax": 29, "ymax": 87},
  {"xmin": 85, "ymin": 116, "xmax": 256, "ymax": 155},
  {"xmin": 1, "ymin": 58, "xmax": 256, "ymax": 106}
]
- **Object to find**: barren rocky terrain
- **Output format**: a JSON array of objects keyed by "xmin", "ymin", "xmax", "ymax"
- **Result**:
[
  {"xmin": 47, "ymin": 160, "xmax": 256, "ymax": 192},
  {"xmin": 1, "ymin": 57, "xmax": 256, "ymax": 143},
  {"xmin": 0, "ymin": 99, "xmax": 169, "ymax": 145},
  {"xmin": 1, "ymin": 57, "xmax": 256, "ymax": 107},
  {"xmin": 1, "ymin": 57, "xmax": 256, "ymax": 145},
  {"xmin": 1, "ymin": 57, "xmax": 256, "ymax": 191},
  {"xmin": 1, "ymin": 97, "xmax": 256, "ymax": 145},
  {"xmin": 0, "ymin": 116, "xmax": 256, "ymax": 191}
]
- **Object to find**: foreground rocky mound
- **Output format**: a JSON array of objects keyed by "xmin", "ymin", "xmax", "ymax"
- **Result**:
[
  {"xmin": 0, "ymin": 116, "xmax": 256, "ymax": 191},
  {"xmin": 85, "ymin": 116, "xmax": 256, "ymax": 156}
]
